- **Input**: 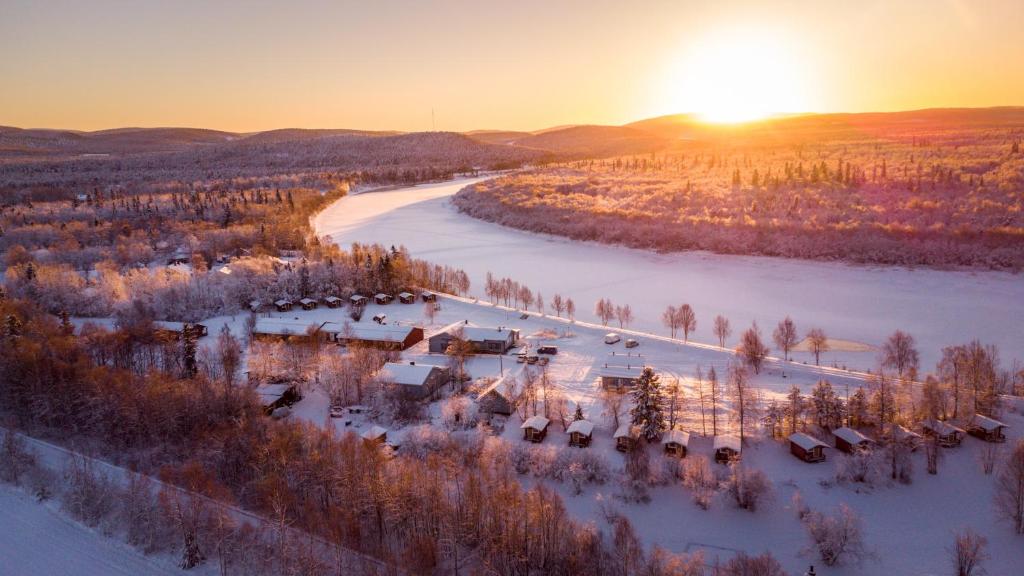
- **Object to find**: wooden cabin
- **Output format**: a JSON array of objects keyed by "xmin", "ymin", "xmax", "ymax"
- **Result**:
[
  {"xmin": 833, "ymin": 427, "xmax": 874, "ymax": 454},
  {"xmin": 299, "ymin": 298, "xmax": 318, "ymax": 311},
  {"xmin": 789, "ymin": 432, "xmax": 828, "ymax": 463},
  {"xmin": 421, "ymin": 291, "xmax": 437, "ymax": 302},
  {"xmin": 477, "ymin": 379, "xmax": 514, "ymax": 416},
  {"xmin": 249, "ymin": 300, "xmax": 263, "ymax": 313},
  {"xmin": 968, "ymin": 414, "xmax": 1008, "ymax": 443},
  {"xmin": 921, "ymin": 419, "xmax": 966, "ymax": 447},
  {"xmin": 374, "ymin": 293, "xmax": 393, "ymax": 305},
  {"xmin": 428, "ymin": 325, "xmax": 520, "ymax": 354},
  {"xmin": 614, "ymin": 423, "xmax": 641, "ymax": 452},
  {"xmin": 713, "ymin": 435, "xmax": 742, "ymax": 464},
  {"xmin": 274, "ymin": 299, "xmax": 294, "ymax": 312},
  {"xmin": 567, "ymin": 419, "xmax": 595, "ymax": 447},
  {"xmin": 361, "ymin": 425, "xmax": 388, "ymax": 445},
  {"xmin": 255, "ymin": 382, "xmax": 301, "ymax": 415},
  {"xmin": 521, "ymin": 415, "xmax": 550, "ymax": 443},
  {"xmin": 892, "ymin": 425, "xmax": 923, "ymax": 451},
  {"xmin": 662, "ymin": 429, "xmax": 690, "ymax": 458},
  {"xmin": 350, "ymin": 294, "xmax": 369, "ymax": 307},
  {"xmin": 399, "ymin": 292, "xmax": 416, "ymax": 304},
  {"xmin": 324, "ymin": 296, "xmax": 343, "ymax": 308},
  {"xmin": 598, "ymin": 364, "xmax": 647, "ymax": 392}
]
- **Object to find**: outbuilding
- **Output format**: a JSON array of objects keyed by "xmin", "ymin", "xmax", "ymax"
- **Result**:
[
  {"xmin": 274, "ymin": 299, "xmax": 294, "ymax": 312},
  {"xmin": 477, "ymin": 378, "xmax": 514, "ymax": 416},
  {"xmin": 598, "ymin": 364, "xmax": 647, "ymax": 392},
  {"xmin": 421, "ymin": 291, "xmax": 437, "ymax": 303},
  {"xmin": 833, "ymin": 427, "xmax": 874, "ymax": 453},
  {"xmin": 789, "ymin": 432, "xmax": 829, "ymax": 463},
  {"xmin": 299, "ymin": 298, "xmax": 318, "ymax": 311},
  {"xmin": 377, "ymin": 362, "xmax": 450, "ymax": 399},
  {"xmin": 399, "ymin": 292, "xmax": 416, "ymax": 304},
  {"xmin": 662, "ymin": 429, "xmax": 690, "ymax": 458},
  {"xmin": 614, "ymin": 423, "xmax": 641, "ymax": 452},
  {"xmin": 361, "ymin": 425, "xmax": 388, "ymax": 445},
  {"xmin": 249, "ymin": 300, "xmax": 263, "ymax": 313},
  {"xmin": 968, "ymin": 414, "xmax": 1008, "ymax": 443},
  {"xmin": 921, "ymin": 419, "xmax": 967, "ymax": 447},
  {"xmin": 374, "ymin": 293, "xmax": 393, "ymax": 305},
  {"xmin": 350, "ymin": 294, "xmax": 369, "ymax": 307},
  {"xmin": 254, "ymin": 382, "xmax": 301, "ymax": 414},
  {"xmin": 714, "ymin": 435, "xmax": 742, "ymax": 464},
  {"xmin": 567, "ymin": 419, "xmax": 595, "ymax": 447},
  {"xmin": 324, "ymin": 296, "xmax": 343, "ymax": 308},
  {"xmin": 521, "ymin": 415, "xmax": 550, "ymax": 443}
]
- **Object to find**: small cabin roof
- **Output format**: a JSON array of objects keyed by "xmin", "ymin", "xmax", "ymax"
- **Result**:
[
  {"xmin": 374, "ymin": 293, "xmax": 391, "ymax": 299},
  {"xmin": 255, "ymin": 383, "xmax": 292, "ymax": 405},
  {"xmin": 521, "ymin": 415, "xmax": 550, "ymax": 431},
  {"xmin": 614, "ymin": 423, "xmax": 640, "ymax": 440},
  {"xmin": 399, "ymin": 291, "xmax": 414, "ymax": 298},
  {"xmin": 566, "ymin": 419, "xmax": 595, "ymax": 436},
  {"xmin": 893, "ymin": 425, "xmax": 921, "ymax": 441},
  {"xmin": 324, "ymin": 296, "xmax": 342, "ymax": 303},
  {"xmin": 299, "ymin": 298, "xmax": 316, "ymax": 305},
  {"xmin": 350, "ymin": 294, "xmax": 367, "ymax": 302},
  {"xmin": 790, "ymin": 432, "xmax": 829, "ymax": 451},
  {"xmin": 598, "ymin": 364, "xmax": 646, "ymax": 379},
  {"xmin": 662, "ymin": 429, "xmax": 690, "ymax": 447},
  {"xmin": 713, "ymin": 435, "xmax": 741, "ymax": 452},
  {"xmin": 378, "ymin": 362, "xmax": 443, "ymax": 387},
  {"xmin": 923, "ymin": 419, "xmax": 966, "ymax": 435},
  {"xmin": 361, "ymin": 425, "xmax": 388, "ymax": 440},
  {"xmin": 971, "ymin": 414, "xmax": 1008, "ymax": 432},
  {"xmin": 833, "ymin": 427, "xmax": 872, "ymax": 446},
  {"xmin": 274, "ymin": 299, "xmax": 292, "ymax": 306}
]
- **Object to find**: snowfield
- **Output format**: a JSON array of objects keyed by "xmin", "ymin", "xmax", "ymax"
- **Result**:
[{"xmin": 313, "ymin": 177, "xmax": 1024, "ymax": 371}]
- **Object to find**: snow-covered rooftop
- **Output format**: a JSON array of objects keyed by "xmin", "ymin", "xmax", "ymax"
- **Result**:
[
  {"xmin": 274, "ymin": 299, "xmax": 292, "ymax": 306},
  {"xmin": 566, "ymin": 419, "xmax": 594, "ymax": 436},
  {"xmin": 253, "ymin": 318, "xmax": 322, "ymax": 336},
  {"xmin": 299, "ymin": 298, "xmax": 316, "ymax": 305},
  {"xmin": 324, "ymin": 296, "xmax": 342, "ymax": 303},
  {"xmin": 923, "ymin": 419, "xmax": 966, "ymax": 436},
  {"xmin": 713, "ymin": 435, "xmax": 741, "ymax": 452},
  {"xmin": 377, "ymin": 362, "xmax": 443, "ymax": 387},
  {"xmin": 598, "ymin": 364, "xmax": 646, "ymax": 379},
  {"xmin": 790, "ymin": 432, "xmax": 828, "ymax": 451},
  {"xmin": 894, "ymin": 425, "xmax": 921, "ymax": 441},
  {"xmin": 521, "ymin": 415, "xmax": 550, "ymax": 431},
  {"xmin": 460, "ymin": 326, "xmax": 516, "ymax": 342},
  {"xmin": 361, "ymin": 425, "xmax": 388, "ymax": 440},
  {"xmin": 325, "ymin": 322, "xmax": 419, "ymax": 342},
  {"xmin": 350, "ymin": 294, "xmax": 367, "ymax": 302},
  {"xmin": 662, "ymin": 429, "xmax": 690, "ymax": 447},
  {"xmin": 255, "ymin": 383, "xmax": 292, "ymax": 405},
  {"xmin": 399, "ymin": 292, "xmax": 414, "ymax": 299},
  {"xmin": 614, "ymin": 423, "xmax": 640, "ymax": 439},
  {"xmin": 971, "ymin": 414, "xmax": 1007, "ymax": 432},
  {"xmin": 833, "ymin": 426, "xmax": 872, "ymax": 446}
]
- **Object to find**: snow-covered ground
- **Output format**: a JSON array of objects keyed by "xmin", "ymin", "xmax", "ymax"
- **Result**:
[{"xmin": 313, "ymin": 177, "xmax": 1024, "ymax": 371}]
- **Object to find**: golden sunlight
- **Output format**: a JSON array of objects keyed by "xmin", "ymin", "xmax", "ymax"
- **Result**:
[{"xmin": 667, "ymin": 29, "xmax": 812, "ymax": 123}]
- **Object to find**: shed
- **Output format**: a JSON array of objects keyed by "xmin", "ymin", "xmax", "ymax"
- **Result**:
[
  {"xmin": 789, "ymin": 432, "xmax": 828, "ymax": 463},
  {"xmin": 662, "ymin": 429, "xmax": 690, "ymax": 458},
  {"xmin": 399, "ymin": 292, "xmax": 416, "ymax": 304},
  {"xmin": 892, "ymin": 425, "xmax": 923, "ymax": 451},
  {"xmin": 614, "ymin": 423, "xmax": 641, "ymax": 452},
  {"xmin": 255, "ymin": 382, "xmax": 300, "ymax": 414},
  {"xmin": 833, "ymin": 427, "xmax": 874, "ymax": 453},
  {"xmin": 598, "ymin": 364, "xmax": 646, "ymax": 392},
  {"xmin": 374, "ymin": 293, "xmax": 393, "ymax": 305},
  {"xmin": 713, "ymin": 435, "xmax": 742, "ymax": 463},
  {"xmin": 298, "ymin": 297, "xmax": 317, "ymax": 310},
  {"xmin": 477, "ymin": 378, "xmax": 514, "ymax": 416},
  {"xmin": 421, "ymin": 291, "xmax": 437, "ymax": 302},
  {"xmin": 324, "ymin": 296, "xmax": 343, "ymax": 308},
  {"xmin": 361, "ymin": 425, "xmax": 388, "ymax": 445},
  {"xmin": 921, "ymin": 419, "xmax": 967, "ymax": 447},
  {"xmin": 350, "ymin": 294, "xmax": 369, "ymax": 307},
  {"xmin": 567, "ymin": 419, "xmax": 595, "ymax": 447},
  {"xmin": 428, "ymin": 325, "xmax": 520, "ymax": 354},
  {"xmin": 521, "ymin": 415, "xmax": 550, "ymax": 443},
  {"xmin": 377, "ymin": 362, "xmax": 450, "ymax": 399},
  {"xmin": 968, "ymin": 414, "xmax": 1008, "ymax": 443},
  {"xmin": 274, "ymin": 299, "xmax": 294, "ymax": 312}
]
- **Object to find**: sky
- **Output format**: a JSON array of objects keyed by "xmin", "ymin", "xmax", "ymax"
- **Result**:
[{"xmin": 1, "ymin": 0, "xmax": 1023, "ymax": 132}]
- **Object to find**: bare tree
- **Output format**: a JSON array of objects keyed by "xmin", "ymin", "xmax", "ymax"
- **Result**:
[
  {"xmin": 729, "ymin": 362, "xmax": 754, "ymax": 443},
  {"xmin": 565, "ymin": 298, "xmax": 576, "ymax": 321},
  {"xmin": 595, "ymin": 298, "xmax": 615, "ymax": 325},
  {"xmin": 662, "ymin": 305, "xmax": 680, "ymax": 338},
  {"xmin": 601, "ymin": 388, "xmax": 625, "ymax": 431},
  {"xmin": 995, "ymin": 440, "xmax": 1024, "ymax": 534},
  {"xmin": 216, "ymin": 324, "xmax": 241, "ymax": 389},
  {"xmin": 727, "ymin": 465, "xmax": 772, "ymax": 512},
  {"xmin": 802, "ymin": 504, "xmax": 869, "ymax": 567},
  {"xmin": 737, "ymin": 322, "xmax": 770, "ymax": 374},
  {"xmin": 708, "ymin": 366, "xmax": 720, "ymax": 436},
  {"xmin": 713, "ymin": 314, "xmax": 731, "ymax": 348},
  {"xmin": 949, "ymin": 528, "xmax": 988, "ymax": 576},
  {"xmin": 665, "ymin": 377, "xmax": 684, "ymax": 431},
  {"xmin": 807, "ymin": 328, "xmax": 829, "ymax": 366},
  {"xmin": 881, "ymin": 330, "xmax": 919, "ymax": 379},
  {"xmin": 551, "ymin": 293, "xmax": 564, "ymax": 317},
  {"xmin": 615, "ymin": 304, "xmax": 634, "ymax": 329},
  {"xmin": 535, "ymin": 292, "xmax": 545, "ymax": 315},
  {"xmin": 772, "ymin": 316, "xmax": 798, "ymax": 361},
  {"xmin": 679, "ymin": 304, "xmax": 696, "ymax": 342},
  {"xmin": 682, "ymin": 455, "xmax": 716, "ymax": 510}
]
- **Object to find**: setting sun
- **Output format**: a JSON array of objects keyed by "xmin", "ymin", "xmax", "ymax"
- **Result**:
[{"xmin": 666, "ymin": 29, "xmax": 813, "ymax": 123}]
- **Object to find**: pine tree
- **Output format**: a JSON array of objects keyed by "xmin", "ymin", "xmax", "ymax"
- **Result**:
[
  {"xmin": 182, "ymin": 324, "xmax": 198, "ymax": 379},
  {"xmin": 573, "ymin": 405, "xmax": 585, "ymax": 422},
  {"xmin": 630, "ymin": 367, "xmax": 665, "ymax": 441}
]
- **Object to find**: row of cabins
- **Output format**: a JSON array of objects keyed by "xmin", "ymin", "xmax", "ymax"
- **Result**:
[
  {"xmin": 786, "ymin": 415, "xmax": 1009, "ymax": 463},
  {"xmin": 265, "ymin": 291, "xmax": 436, "ymax": 313},
  {"xmin": 252, "ymin": 318, "xmax": 425, "ymax": 350}
]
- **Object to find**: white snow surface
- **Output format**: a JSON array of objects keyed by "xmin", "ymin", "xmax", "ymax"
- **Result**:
[{"xmin": 313, "ymin": 177, "xmax": 1024, "ymax": 371}]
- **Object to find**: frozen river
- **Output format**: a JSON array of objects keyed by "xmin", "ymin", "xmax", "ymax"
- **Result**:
[{"xmin": 314, "ymin": 177, "xmax": 1023, "ymax": 371}]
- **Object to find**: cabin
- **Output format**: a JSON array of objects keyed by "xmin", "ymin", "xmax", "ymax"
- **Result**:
[
  {"xmin": 249, "ymin": 300, "xmax": 263, "ymax": 313},
  {"xmin": 428, "ymin": 325, "xmax": 520, "ymax": 354},
  {"xmin": 254, "ymin": 382, "xmax": 301, "ymax": 414},
  {"xmin": 377, "ymin": 362, "xmax": 450, "ymax": 399},
  {"xmin": 153, "ymin": 321, "xmax": 208, "ymax": 340},
  {"xmin": 614, "ymin": 423, "xmax": 641, "ymax": 452},
  {"xmin": 374, "ymin": 293, "xmax": 393, "ymax": 305},
  {"xmin": 921, "ymin": 419, "xmax": 967, "ymax": 447},
  {"xmin": 713, "ymin": 435, "xmax": 742, "ymax": 464},
  {"xmin": 252, "ymin": 318, "xmax": 326, "ymax": 342},
  {"xmin": 361, "ymin": 425, "xmax": 388, "ymax": 445},
  {"xmin": 968, "ymin": 414, "xmax": 1008, "ymax": 443},
  {"xmin": 521, "ymin": 415, "xmax": 550, "ymax": 443},
  {"xmin": 477, "ymin": 378, "xmax": 514, "ymax": 416},
  {"xmin": 399, "ymin": 292, "xmax": 416, "ymax": 304},
  {"xmin": 421, "ymin": 291, "xmax": 437, "ymax": 303},
  {"xmin": 789, "ymin": 432, "xmax": 829, "ymax": 463},
  {"xmin": 598, "ymin": 364, "xmax": 647, "ymax": 392},
  {"xmin": 298, "ymin": 297, "xmax": 317, "ymax": 311},
  {"xmin": 892, "ymin": 425, "xmax": 923, "ymax": 451},
  {"xmin": 662, "ymin": 429, "xmax": 690, "ymax": 458},
  {"xmin": 833, "ymin": 427, "xmax": 874, "ymax": 454},
  {"xmin": 567, "ymin": 419, "xmax": 595, "ymax": 447},
  {"xmin": 274, "ymin": 299, "xmax": 294, "ymax": 312},
  {"xmin": 350, "ymin": 294, "xmax": 369, "ymax": 307},
  {"xmin": 324, "ymin": 296, "xmax": 343, "ymax": 308},
  {"xmin": 322, "ymin": 322, "xmax": 425, "ymax": 350}
]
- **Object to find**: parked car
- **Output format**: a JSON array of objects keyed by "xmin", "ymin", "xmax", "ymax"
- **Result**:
[
  {"xmin": 538, "ymin": 345, "xmax": 558, "ymax": 355},
  {"xmin": 604, "ymin": 333, "xmax": 621, "ymax": 344},
  {"xmin": 516, "ymin": 353, "xmax": 528, "ymax": 363},
  {"xmin": 625, "ymin": 339, "xmax": 639, "ymax": 348}
]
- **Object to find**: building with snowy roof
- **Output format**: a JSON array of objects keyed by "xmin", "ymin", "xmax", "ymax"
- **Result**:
[
  {"xmin": 714, "ymin": 435, "xmax": 742, "ymax": 463},
  {"xmin": 833, "ymin": 426, "xmax": 874, "ymax": 453},
  {"xmin": 968, "ymin": 414, "xmax": 1008, "ymax": 443},
  {"xmin": 376, "ymin": 362, "xmax": 450, "ymax": 399},
  {"xmin": 428, "ymin": 324, "xmax": 520, "ymax": 354},
  {"xmin": 789, "ymin": 432, "xmax": 829, "ymax": 462},
  {"xmin": 662, "ymin": 429, "xmax": 690, "ymax": 458},
  {"xmin": 521, "ymin": 415, "xmax": 550, "ymax": 443},
  {"xmin": 567, "ymin": 419, "xmax": 595, "ymax": 447}
]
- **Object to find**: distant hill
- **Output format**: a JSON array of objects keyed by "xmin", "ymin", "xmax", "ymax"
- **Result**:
[
  {"xmin": 464, "ymin": 130, "xmax": 533, "ymax": 146},
  {"xmin": 507, "ymin": 125, "xmax": 671, "ymax": 157}
]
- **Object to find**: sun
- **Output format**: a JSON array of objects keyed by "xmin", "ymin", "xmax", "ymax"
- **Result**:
[{"xmin": 665, "ymin": 29, "xmax": 811, "ymax": 124}]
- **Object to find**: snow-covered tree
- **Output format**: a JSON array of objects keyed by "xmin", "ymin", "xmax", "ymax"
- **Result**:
[{"xmin": 630, "ymin": 367, "xmax": 666, "ymax": 441}]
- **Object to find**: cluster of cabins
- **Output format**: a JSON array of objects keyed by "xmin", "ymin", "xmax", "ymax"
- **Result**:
[
  {"xmin": 256, "ymin": 291, "xmax": 436, "ymax": 313},
  {"xmin": 786, "ymin": 414, "xmax": 1009, "ymax": 463}
]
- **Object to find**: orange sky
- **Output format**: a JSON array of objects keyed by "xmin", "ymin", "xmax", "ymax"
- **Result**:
[{"xmin": 1, "ymin": 0, "xmax": 1022, "ymax": 132}]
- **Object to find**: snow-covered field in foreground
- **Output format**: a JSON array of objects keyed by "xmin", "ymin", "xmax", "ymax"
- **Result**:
[{"xmin": 313, "ymin": 177, "xmax": 1024, "ymax": 371}]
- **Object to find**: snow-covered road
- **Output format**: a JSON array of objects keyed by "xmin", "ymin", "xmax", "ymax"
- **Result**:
[{"xmin": 314, "ymin": 177, "xmax": 1024, "ymax": 371}]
